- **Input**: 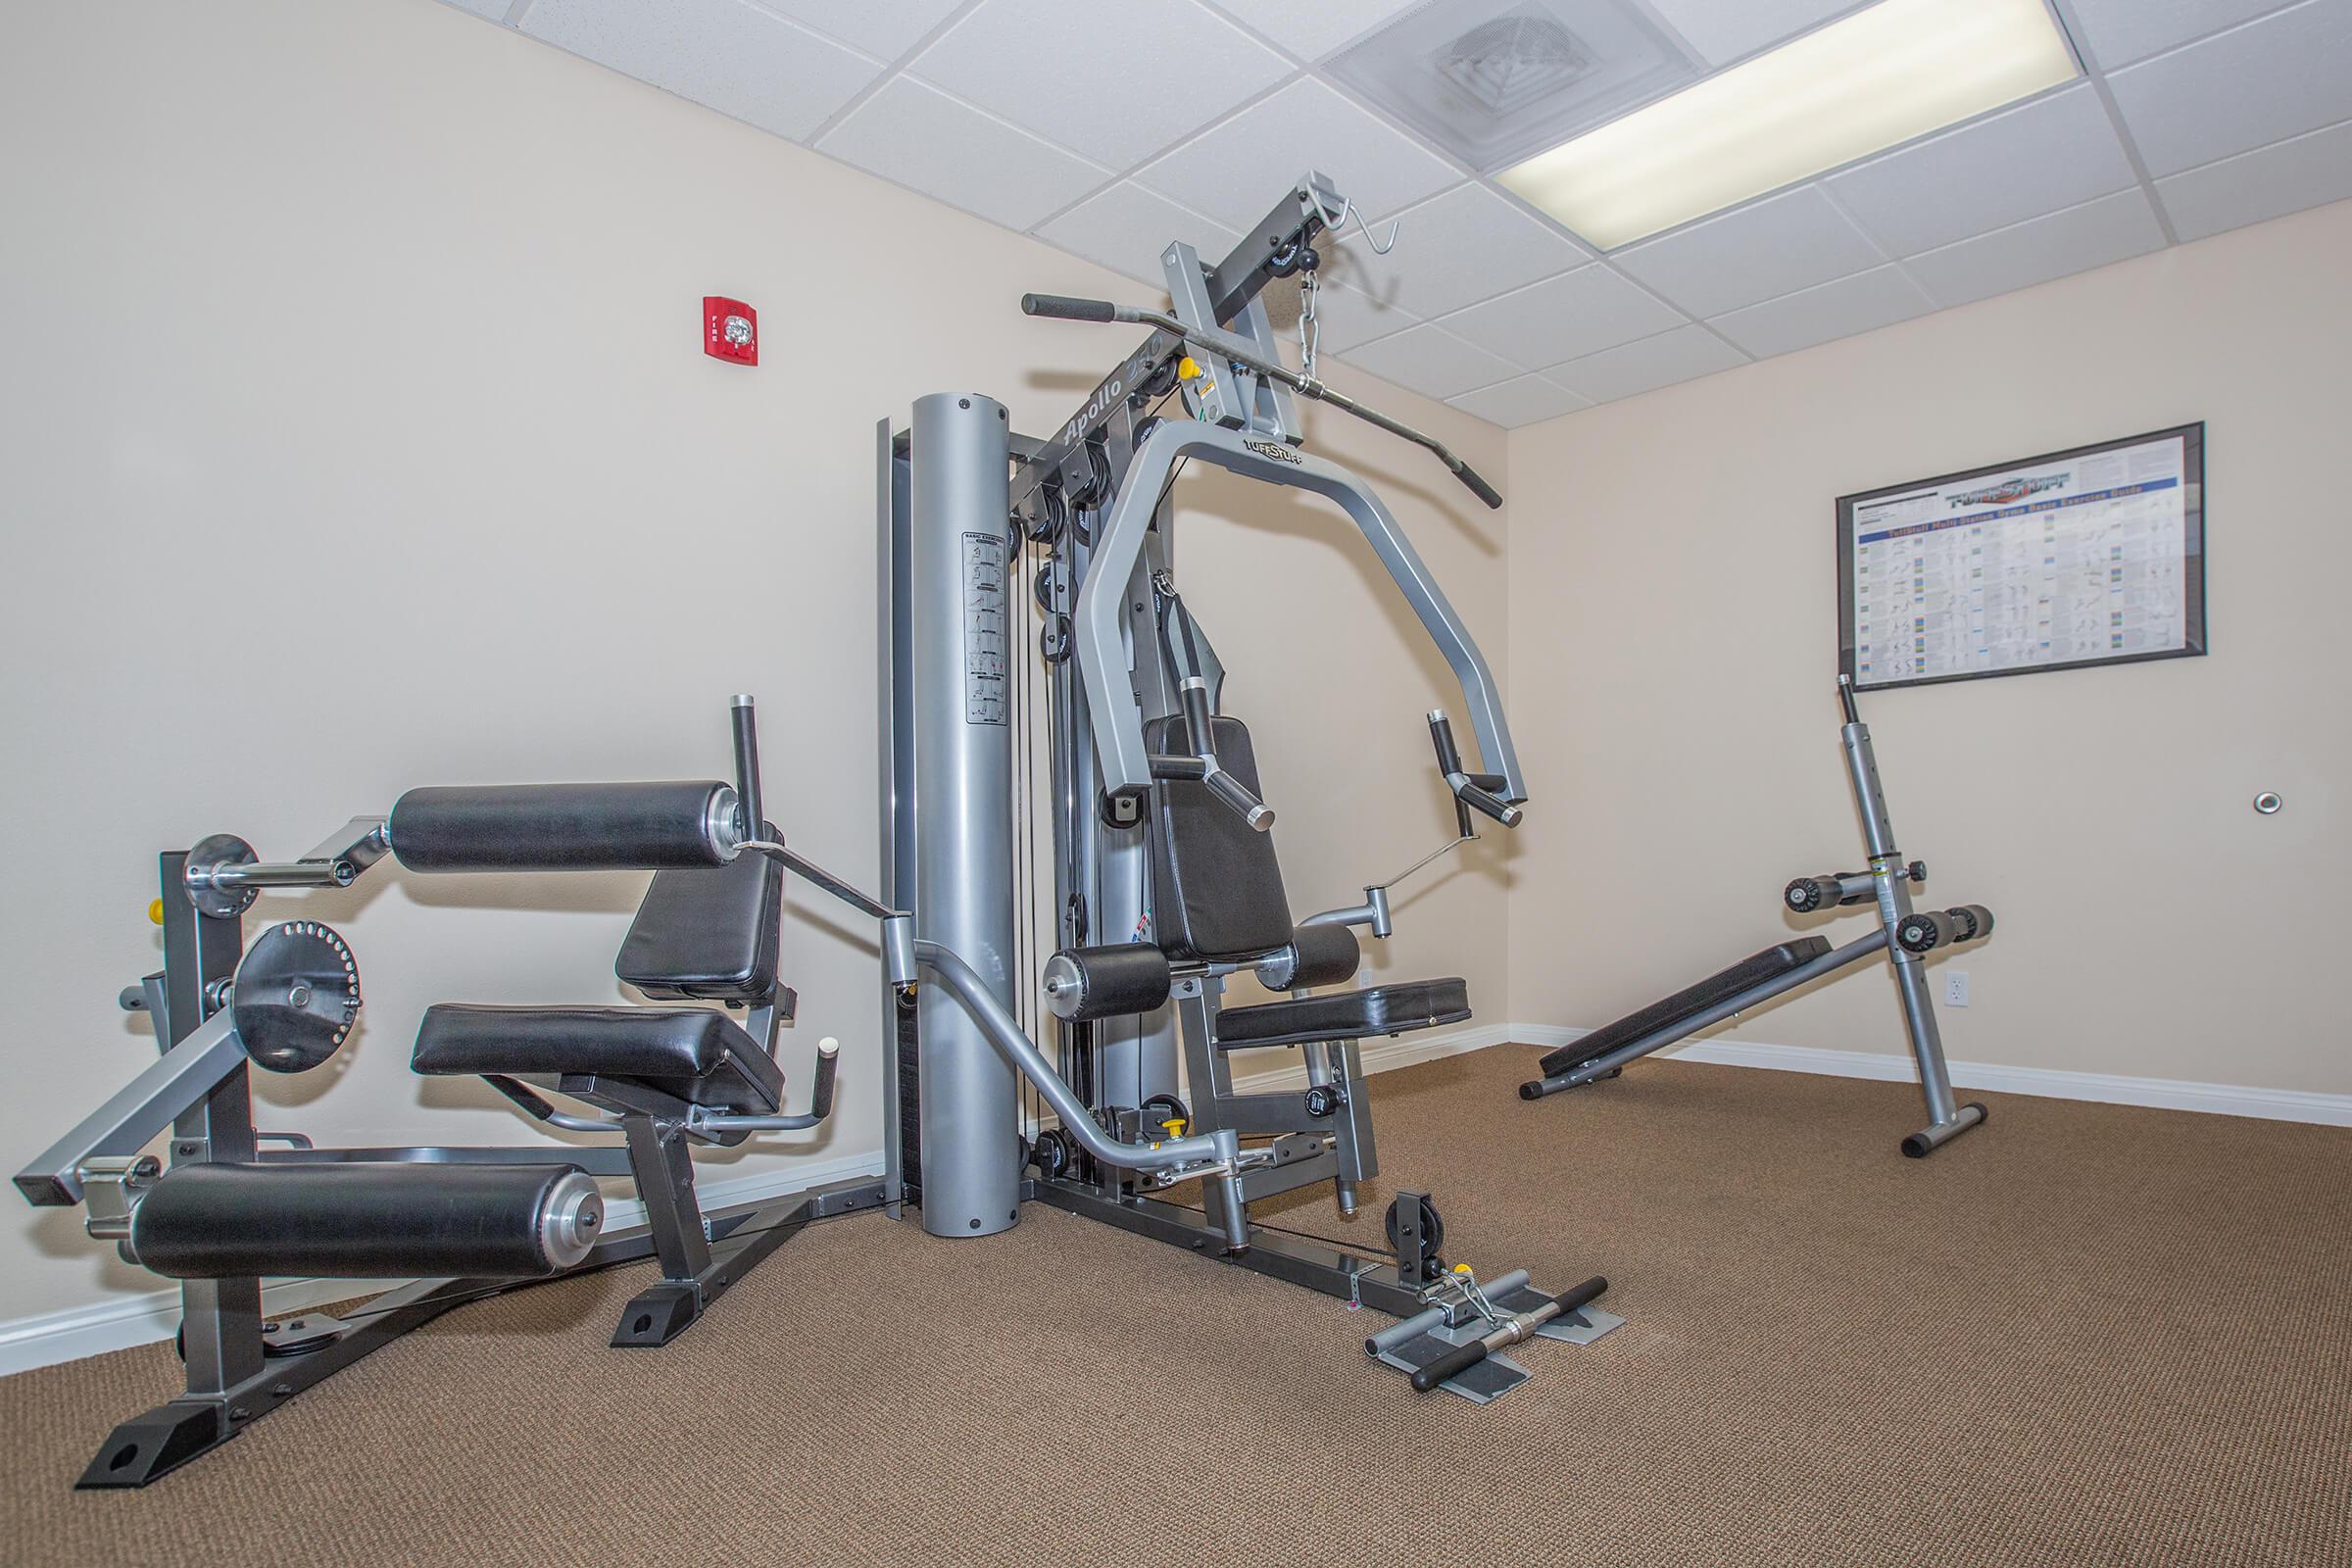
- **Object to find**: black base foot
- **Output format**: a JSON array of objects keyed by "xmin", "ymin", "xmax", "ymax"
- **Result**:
[
  {"xmin": 76, "ymin": 1401, "xmax": 232, "ymax": 1489},
  {"xmin": 1900, "ymin": 1102, "xmax": 1989, "ymax": 1158},
  {"xmin": 1519, "ymin": 1065, "xmax": 1619, "ymax": 1100},
  {"xmin": 611, "ymin": 1281, "xmax": 705, "ymax": 1347}
]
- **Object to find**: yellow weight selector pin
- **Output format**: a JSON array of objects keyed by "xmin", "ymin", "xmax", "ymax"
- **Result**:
[
  {"xmin": 1161, "ymin": 1117, "xmax": 1187, "ymax": 1139},
  {"xmin": 148, "ymin": 899, "xmax": 165, "ymax": 926},
  {"xmin": 1177, "ymin": 355, "xmax": 1201, "ymax": 381}
]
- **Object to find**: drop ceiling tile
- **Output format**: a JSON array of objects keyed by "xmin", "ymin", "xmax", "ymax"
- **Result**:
[
  {"xmin": 1033, "ymin": 183, "xmax": 1242, "ymax": 283},
  {"xmin": 1708, "ymin": 265, "xmax": 1935, "ymax": 358},
  {"xmin": 1904, "ymin": 189, "xmax": 2168, "ymax": 308},
  {"xmin": 1137, "ymin": 78, "xmax": 1461, "ymax": 231},
  {"xmin": 1446, "ymin": 372, "xmax": 1592, "ymax": 427},
  {"xmin": 1546, "ymin": 324, "xmax": 1747, "ymax": 403},
  {"xmin": 1642, "ymin": 0, "xmax": 1855, "ymax": 65},
  {"xmin": 817, "ymin": 77, "xmax": 1109, "ymax": 230},
  {"xmin": 1826, "ymin": 86, "xmax": 2137, "ymax": 257},
  {"xmin": 1612, "ymin": 184, "xmax": 1886, "ymax": 318},
  {"xmin": 1337, "ymin": 322, "xmax": 1519, "ymax": 399},
  {"xmin": 1301, "ymin": 278, "xmax": 1420, "ymax": 355},
  {"xmin": 438, "ymin": 0, "xmax": 510, "ymax": 20},
  {"xmin": 2106, "ymin": 1, "xmax": 2352, "ymax": 176},
  {"xmin": 2064, "ymin": 0, "xmax": 2296, "ymax": 69},
  {"xmin": 912, "ymin": 0, "xmax": 1291, "ymax": 171},
  {"xmin": 522, "ymin": 0, "xmax": 882, "ymax": 141},
  {"xmin": 1440, "ymin": 265, "xmax": 1687, "ymax": 367},
  {"xmin": 756, "ymin": 0, "xmax": 967, "ymax": 59},
  {"xmin": 1204, "ymin": 0, "xmax": 1420, "ymax": 59},
  {"xmin": 2155, "ymin": 116, "xmax": 2352, "ymax": 240},
  {"xmin": 1321, "ymin": 183, "xmax": 1589, "ymax": 319}
]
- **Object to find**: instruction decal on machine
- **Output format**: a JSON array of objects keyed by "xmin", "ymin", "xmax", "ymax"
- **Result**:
[
  {"xmin": 1840, "ymin": 425, "xmax": 2204, "ymax": 691},
  {"xmin": 961, "ymin": 531, "xmax": 1008, "ymax": 725}
]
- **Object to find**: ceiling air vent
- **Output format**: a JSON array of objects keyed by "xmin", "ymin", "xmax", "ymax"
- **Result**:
[
  {"xmin": 1435, "ymin": 12, "xmax": 1592, "ymax": 118},
  {"xmin": 1326, "ymin": 0, "xmax": 1701, "ymax": 173}
]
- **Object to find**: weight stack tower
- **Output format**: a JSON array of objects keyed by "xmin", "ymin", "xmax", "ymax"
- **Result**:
[{"xmin": 880, "ymin": 392, "xmax": 1022, "ymax": 1237}]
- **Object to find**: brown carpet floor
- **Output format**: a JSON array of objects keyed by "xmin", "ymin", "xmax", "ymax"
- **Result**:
[{"xmin": 4, "ymin": 1047, "xmax": 2348, "ymax": 1566}]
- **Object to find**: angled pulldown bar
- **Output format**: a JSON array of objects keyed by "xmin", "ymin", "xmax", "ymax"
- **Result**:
[{"xmin": 1071, "ymin": 417, "xmax": 1524, "ymax": 826}]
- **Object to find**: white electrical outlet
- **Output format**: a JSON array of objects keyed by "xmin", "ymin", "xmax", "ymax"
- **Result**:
[{"xmin": 1943, "ymin": 970, "xmax": 1970, "ymax": 1007}]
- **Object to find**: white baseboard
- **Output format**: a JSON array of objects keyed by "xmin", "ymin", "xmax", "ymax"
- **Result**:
[
  {"xmin": 0, "ymin": 1152, "xmax": 883, "ymax": 1380},
  {"xmin": 1511, "ymin": 1023, "xmax": 2352, "ymax": 1127}
]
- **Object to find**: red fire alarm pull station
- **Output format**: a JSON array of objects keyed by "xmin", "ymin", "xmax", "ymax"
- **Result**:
[{"xmin": 704, "ymin": 297, "xmax": 758, "ymax": 365}]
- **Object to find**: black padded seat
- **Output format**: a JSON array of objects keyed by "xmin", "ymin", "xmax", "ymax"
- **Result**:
[
  {"xmin": 1213, "ymin": 978, "xmax": 1470, "ymax": 1052},
  {"xmin": 413, "ymin": 1004, "xmax": 783, "ymax": 1114}
]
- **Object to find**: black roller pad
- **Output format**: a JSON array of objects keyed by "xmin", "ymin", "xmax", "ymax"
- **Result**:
[
  {"xmin": 129, "ymin": 1161, "xmax": 586, "ymax": 1280},
  {"xmin": 388, "ymin": 780, "xmax": 732, "ymax": 872}
]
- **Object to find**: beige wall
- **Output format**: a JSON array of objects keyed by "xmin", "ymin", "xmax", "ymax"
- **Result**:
[
  {"xmin": 0, "ymin": 0, "xmax": 1509, "ymax": 1331},
  {"xmin": 1506, "ymin": 198, "xmax": 2352, "ymax": 1095}
]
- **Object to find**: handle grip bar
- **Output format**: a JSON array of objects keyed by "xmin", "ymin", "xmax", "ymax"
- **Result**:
[
  {"xmin": 1148, "ymin": 754, "xmax": 1276, "ymax": 833},
  {"xmin": 1428, "ymin": 711, "xmax": 1523, "ymax": 830},
  {"xmin": 1018, "ymin": 292, "xmax": 1503, "ymax": 511},
  {"xmin": 1409, "ymin": 1276, "xmax": 1609, "ymax": 1392},
  {"xmin": 1021, "ymin": 292, "xmax": 1119, "ymax": 323},
  {"xmin": 1203, "ymin": 768, "xmax": 1277, "ymax": 832}
]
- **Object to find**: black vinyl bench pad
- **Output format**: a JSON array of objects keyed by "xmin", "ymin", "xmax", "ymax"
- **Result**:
[
  {"xmin": 1214, "ymin": 978, "xmax": 1470, "ymax": 1052},
  {"xmin": 1536, "ymin": 936, "xmax": 1832, "ymax": 1076},
  {"xmin": 413, "ymin": 1004, "xmax": 783, "ymax": 1114}
]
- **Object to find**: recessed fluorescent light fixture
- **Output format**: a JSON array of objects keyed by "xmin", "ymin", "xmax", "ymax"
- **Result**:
[{"xmin": 1496, "ymin": 0, "xmax": 2079, "ymax": 249}]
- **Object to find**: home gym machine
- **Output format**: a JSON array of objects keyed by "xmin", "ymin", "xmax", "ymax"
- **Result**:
[
  {"xmin": 15, "ymin": 697, "xmax": 891, "ymax": 1487},
  {"xmin": 877, "ymin": 171, "xmax": 1616, "ymax": 1399},
  {"xmin": 16, "ymin": 175, "xmax": 1618, "ymax": 1495},
  {"xmin": 1519, "ymin": 674, "xmax": 1994, "ymax": 1156}
]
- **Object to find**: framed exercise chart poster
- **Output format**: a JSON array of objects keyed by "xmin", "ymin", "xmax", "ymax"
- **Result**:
[{"xmin": 1838, "ymin": 423, "xmax": 2205, "ymax": 692}]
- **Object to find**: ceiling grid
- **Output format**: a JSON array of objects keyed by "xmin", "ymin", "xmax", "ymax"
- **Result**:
[{"xmin": 454, "ymin": 0, "xmax": 2352, "ymax": 423}]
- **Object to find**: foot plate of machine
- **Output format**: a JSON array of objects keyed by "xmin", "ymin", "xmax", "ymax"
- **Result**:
[{"xmin": 1370, "ymin": 1282, "xmax": 1622, "ymax": 1401}]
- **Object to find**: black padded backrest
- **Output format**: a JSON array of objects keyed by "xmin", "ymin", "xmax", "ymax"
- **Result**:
[
  {"xmin": 1145, "ymin": 714, "xmax": 1293, "ymax": 961},
  {"xmin": 615, "ymin": 843, "xmax": 784, "ymax": 1003}
]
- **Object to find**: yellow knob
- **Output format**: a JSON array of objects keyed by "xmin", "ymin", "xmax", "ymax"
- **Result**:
[
  {"xmin": 1452, "ymin": 1263, "xmax": 1473, "ymax": 1275},
  {"xmin": 1177, "ymin": 356, "xmax": 1201, "ymax": 381},
  {"xmin": 1161, "ymin": 1117, "xmax": 1187, "ymax": 1138},
  {"xmin": 147, "ymin": 898, "xmax": 165, "ymax": 926}
]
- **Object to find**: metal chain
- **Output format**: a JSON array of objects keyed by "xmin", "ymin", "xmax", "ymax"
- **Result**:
[{"xmin": 1298, "ymin": 271, "xmax": 1320, "ymax": 377}]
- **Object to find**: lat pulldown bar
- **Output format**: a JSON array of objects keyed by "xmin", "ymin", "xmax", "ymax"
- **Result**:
[{"xmin": 1019, "ymin": 293, "xmax": 1504, "ymax": 510}]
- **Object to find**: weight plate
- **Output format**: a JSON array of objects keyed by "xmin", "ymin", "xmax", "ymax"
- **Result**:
[{"xmin": 233, "ymin": 921, "xmax": 361, "ymax": 1073}]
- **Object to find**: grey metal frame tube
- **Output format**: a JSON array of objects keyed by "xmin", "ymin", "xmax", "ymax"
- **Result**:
[
  {"xmin": 913, "ymin": 942, "xmax": 1235, "ymax": 1174},
  {"xmin": 1073, "ymin": 419, "xmax": 1522, "ymax": 807},
  {"xmin": 1842, "ymin": 713, "xmax": 1984, "ymax": 1155},
  {"xmin": 15, "ymin": 1010, "xmax": 247, "ymax": 1205},
  {"xmin": 904, "ymin": 392, "xmax": 1023, "ymax": 1236}
]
